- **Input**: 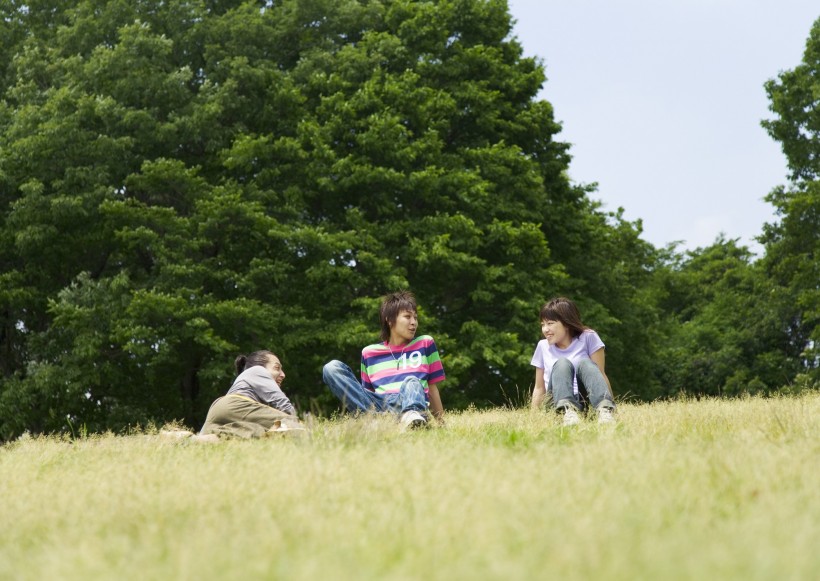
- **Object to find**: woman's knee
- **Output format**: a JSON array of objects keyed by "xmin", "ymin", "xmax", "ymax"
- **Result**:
[
  {"xmin": 553, "ymin": 358, "xmax": 574, "ymax": 374},
  {"xmin": 576, "ymin": 358, "xmax": 598, "ymax": 374}
]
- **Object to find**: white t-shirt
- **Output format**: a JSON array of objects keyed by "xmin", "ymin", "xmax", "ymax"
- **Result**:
[{"xmin": 530, "ymin": 329, "xmax": 605, "ymax": 394}]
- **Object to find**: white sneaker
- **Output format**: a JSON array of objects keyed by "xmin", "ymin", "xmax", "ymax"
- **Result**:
[
  {"xmin": 597, "ymin": 407, "xmax": 615, "ymax": 425},
  {"xmin": 266, "ymin": 419, "xmax": 308, "ymax": 438},
  {"xmin": 562, "ymin": 407, "xmax": 581, "ymax": 426},
  {"xmin": 400, "ymin": 410, "xmax": 428, "ymax": 431}
]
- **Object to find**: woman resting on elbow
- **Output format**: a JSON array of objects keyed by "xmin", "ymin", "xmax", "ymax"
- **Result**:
[{"xmin": 199, "ymin": 350, "xmax": 301, "ymax": 439}]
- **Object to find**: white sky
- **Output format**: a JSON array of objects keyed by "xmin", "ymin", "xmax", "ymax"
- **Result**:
[{"xmin": 507, "ymin": 0, "xmax": 819, "ymax": 253}]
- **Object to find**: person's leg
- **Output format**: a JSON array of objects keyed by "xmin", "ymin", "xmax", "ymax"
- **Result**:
[
  {"xmin": 576, "ymin": 359, "xmax": 615, "ymax": 410},
  {"xmin": 229, "ymin": 395, "xmax": 297, "ymax": 426},
  {"xmin": 397, "ymin": 377, "xmax": 428, "ymax": 414},
  {"xmin": 549, "ymin": 358, "xmax": 581, "ymax": 411},
  {"xmin": 322, "ymin": 360, "xmax": 381, "ymax": 413},
  {"xmin": 200, "ymin": 396, "xmax": 228, "ymax": 435},
  {"xmin": 201, "ymin": 395, "xmax": 299, "ymax": 438},
  {"xmin": 387, "ymin": 377, "xmax": 429, "ymax": 429}
]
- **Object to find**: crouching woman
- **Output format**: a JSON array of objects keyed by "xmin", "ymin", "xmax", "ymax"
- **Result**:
[{"xmin": 200, "ymin": 350, "xmax": 301, "ymax": 439}]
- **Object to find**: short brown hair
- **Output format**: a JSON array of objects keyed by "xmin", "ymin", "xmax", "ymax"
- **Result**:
[{"xmin": 379, "ymin": 291, "xmax": 417, "ymax": 342}]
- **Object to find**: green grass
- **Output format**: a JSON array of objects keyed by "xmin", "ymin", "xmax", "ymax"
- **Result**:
[{"xmin": 2, "ymin": 393, "xmax": 819, "ymax": 580}]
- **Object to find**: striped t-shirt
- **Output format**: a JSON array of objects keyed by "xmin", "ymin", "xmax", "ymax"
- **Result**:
[{"xmin": 360, "ymin": 335, "xmax": 446, "ymax": 396}]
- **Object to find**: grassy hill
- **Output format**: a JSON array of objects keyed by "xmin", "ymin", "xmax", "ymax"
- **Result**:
[{"xmin": 2, "ymin": 393, "xmax": 819, "ymax": 580}]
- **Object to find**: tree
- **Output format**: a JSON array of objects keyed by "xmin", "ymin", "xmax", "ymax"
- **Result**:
[
  {"xmin": 760, "ymin": 15, "xmax": 820, "ymax": 383},
  {"xmin": 648, "ymin": 238, "xmax": 798, "ymax": 398},
  {"xmin": 0, "ymin": 0, "xmax": 655, "ymax": 439}
]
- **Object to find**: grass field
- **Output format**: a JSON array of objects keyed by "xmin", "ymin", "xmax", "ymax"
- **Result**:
[{"xmin": 2, "ymin": 393, "xmax": 819, "ymax": 580}]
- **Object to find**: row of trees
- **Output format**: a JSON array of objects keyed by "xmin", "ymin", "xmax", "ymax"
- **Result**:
[
  {"xmin": 1, "ymin": 0, "xmax": 817, "ymax": 440},
  {"xmin": 646, "ymin": 16, "xmax": 820, "ymax": 397}
]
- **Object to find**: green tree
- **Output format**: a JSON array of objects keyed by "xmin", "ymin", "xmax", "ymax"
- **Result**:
[
  {"xmin": 761, "ymin": 15, "xmax": 820, "ymax": 383},
  {"xmin": 649, "ymin": 238, "xmax": 798, "ymax": 397},
  {"xmin": 0, "ymin": 0, "xmax": 656, "ymax": 439}
]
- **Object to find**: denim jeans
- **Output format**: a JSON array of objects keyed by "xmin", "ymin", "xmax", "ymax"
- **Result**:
[
  {"xmin": 322, "ymin": 360, "xmax": 428, "ymax": 415},
  {"xmin": 549, "ymin": 358, "xmax": 615, "ymax": 412}
]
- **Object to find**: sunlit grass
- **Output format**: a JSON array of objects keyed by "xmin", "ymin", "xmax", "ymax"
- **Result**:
[{"xmin": 2, "ymin": 393, "xmax": 819, "ymax": 580}]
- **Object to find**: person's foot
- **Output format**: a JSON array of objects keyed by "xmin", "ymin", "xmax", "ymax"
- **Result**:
[
  {"xmin": 266, "ymin": 418, "xmax": 307, "ymax": 437},
  {"xmin": 597, "ymin": 407, "xmax": 615, "ymax": 425},
  {"xmin": 561, "ymin": 406, "xmax": 581, "ymax": 426},
  {"xmin": 191, "ymin": 433, "xmax": 219, "ymax": 444},
  {"xmin": 160, "ymin": 429, "xmax": 193, "ymax": 440},
  {"xmin": 400, "ymin": 410, "xmax": 428, "ymax": 431}
]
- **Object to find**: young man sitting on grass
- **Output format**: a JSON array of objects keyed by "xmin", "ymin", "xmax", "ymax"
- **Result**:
[{"xmin": 322, "ymin": 290, "xmax": 445, "ymax": 429}]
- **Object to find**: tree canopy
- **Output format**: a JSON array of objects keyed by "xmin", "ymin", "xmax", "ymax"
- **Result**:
[
  {"xmin": 1, "ymin": 0, "xmax": 656, "ymax": 438},
  {"xmin": 4, "ymin": 3, "xmax": 817, "ymax": 440},
  {"xmin": 761, "ymin": 15, "xmax": 820, "ymax": 385}
]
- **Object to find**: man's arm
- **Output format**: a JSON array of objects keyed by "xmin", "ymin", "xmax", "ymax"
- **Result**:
[
  {"xmin": 427, "ymin": 384, "xmax": 444, "ymax": 421},
  {"xmin": 531, "ymin": 367, "xmax": 546, "ymax": 410}
]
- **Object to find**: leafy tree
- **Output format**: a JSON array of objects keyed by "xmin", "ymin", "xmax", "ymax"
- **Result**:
[
  {"xmin": 761, "ymin": 15, "xmax": 820, "ymax": 383},
  {"xmin": 649, "ymin": 238, "xmax": 798, "ymax": 397},
  {"xmin": 0, "ymin": 0, "xmax": 655, "ymax": 439}
]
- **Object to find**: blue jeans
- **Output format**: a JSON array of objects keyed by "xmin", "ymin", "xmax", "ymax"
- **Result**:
[
  {"xmin": 322, "ymin": 360, "xmax": 428, "ymax": 415},
  {"xmin": 549, "ymin": 358, "xmax": 615, "ymax": 412}
]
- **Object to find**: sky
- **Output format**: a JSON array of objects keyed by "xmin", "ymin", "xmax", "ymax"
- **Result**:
[{"xmin": 506, "ymin": 1, "xmax": 819, "ymax": 254}]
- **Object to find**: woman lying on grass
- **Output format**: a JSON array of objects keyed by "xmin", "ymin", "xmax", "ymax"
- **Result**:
[{"xmin": 198, "ymin": 350, "xmax": 302, "ymax": 439}]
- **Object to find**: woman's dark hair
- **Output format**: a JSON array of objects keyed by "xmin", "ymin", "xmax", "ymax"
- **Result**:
[
  {"xmin": 539, "ymin": 297, "xmax": 588, "ymax": 339},
  {"xmin": 235, "ymin": 350, "xmax": 276, "ymax": 375},
  {"xmin": 379, "ymin": 290, "xmax": 417, "ymax": 342}
]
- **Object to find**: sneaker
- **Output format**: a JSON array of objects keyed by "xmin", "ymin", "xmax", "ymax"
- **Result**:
[
  {"xmin": 562, "ymin": 407, "xmax": 581, "ymax": 426},
  {"xmin": 400, "ymin": 410, "xmax": 428, "ymax": 431},
  {"xmin": 597, "ymin": 407, "xmax": 615, "ymax": 425},
  {"xmin": 266, "ymin": 419, "xmax": 307, "ymax": 438}
]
